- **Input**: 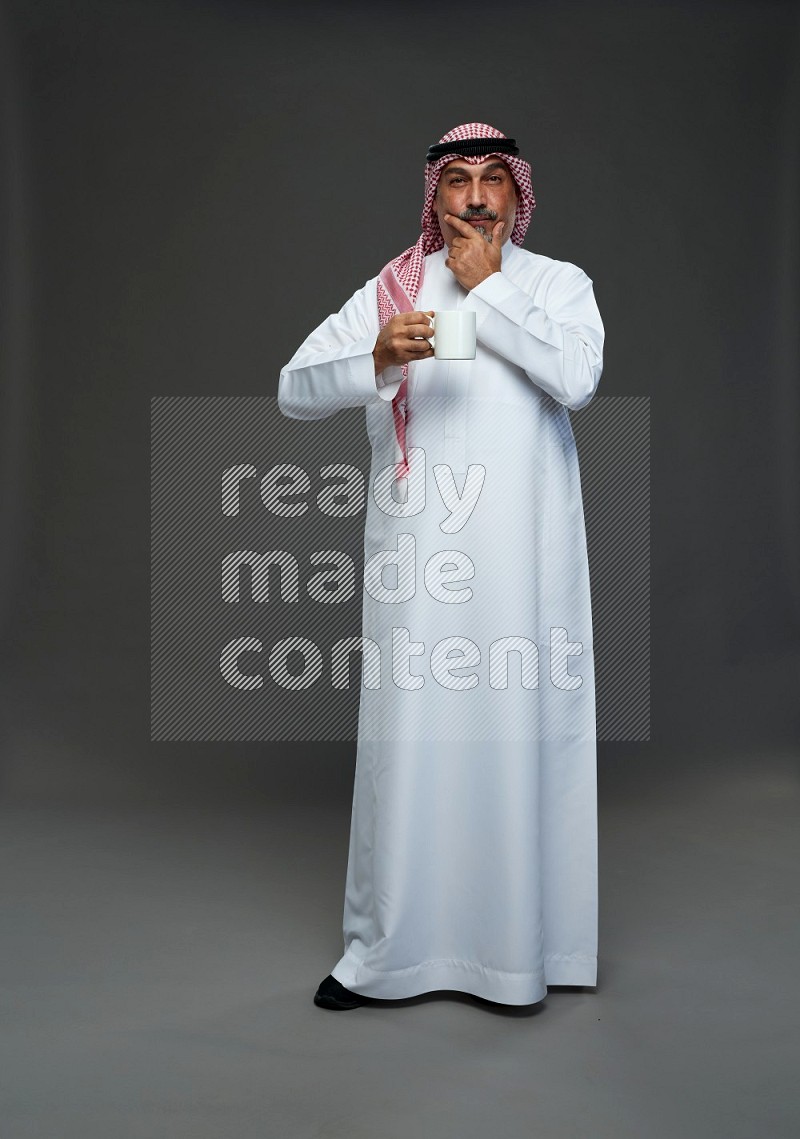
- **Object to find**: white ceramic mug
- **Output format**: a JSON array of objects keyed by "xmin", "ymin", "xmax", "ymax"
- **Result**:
[{"xmin": 431, "ymin": 310, "xmax": 477, "ymax": 360}]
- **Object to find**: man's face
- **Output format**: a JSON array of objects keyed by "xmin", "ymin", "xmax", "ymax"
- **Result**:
[{"xmin": 434, "ymin": 158, "xmax": 519, "ymax": 248}]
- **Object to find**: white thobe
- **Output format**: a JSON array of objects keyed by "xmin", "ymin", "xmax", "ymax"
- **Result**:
[{"xmin": 278, "ymin": 238, "xmax": 604, "ymax": 1004}]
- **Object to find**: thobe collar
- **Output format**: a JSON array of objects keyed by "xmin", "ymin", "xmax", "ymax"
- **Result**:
[{"xmin": 500, "ymin": 237, "xmax": 519, "ymax": 265}]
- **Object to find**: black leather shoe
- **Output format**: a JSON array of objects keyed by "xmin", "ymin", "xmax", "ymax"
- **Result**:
[{"xmin": 313, "ymin": 974, "xmax": 365, "ymax": 1010}]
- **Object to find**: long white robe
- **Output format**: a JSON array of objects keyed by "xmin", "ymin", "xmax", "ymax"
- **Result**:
[{"xmin": 278, "ymin": 239, "xmax": 604, "ymax": 1004}]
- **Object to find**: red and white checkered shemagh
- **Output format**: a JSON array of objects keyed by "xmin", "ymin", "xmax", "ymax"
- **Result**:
[{"xmin": 378, "ymin": 122, "xmax": 536, "ymax": 478}]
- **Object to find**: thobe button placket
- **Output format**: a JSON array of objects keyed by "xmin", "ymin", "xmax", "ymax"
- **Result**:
[
  {"xmin": 443, "ymin": 359, "xmax": 469, "ymax": 475},
  {"xmin": 443, "ymin": 296, "xmax": 470, "ymax": 476}
]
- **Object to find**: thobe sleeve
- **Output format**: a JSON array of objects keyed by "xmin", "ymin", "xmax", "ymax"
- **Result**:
[
  {"xmin": 463, "ymin": 263, "xmax": 604, "ymax": 411},
  {"xmin": 278, "ymin": 279, "xmax": 403, "ymax": 420}
]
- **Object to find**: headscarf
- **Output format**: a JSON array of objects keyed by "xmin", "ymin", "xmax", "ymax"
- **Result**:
[{"xmin": 378, "ymin": 123, "xmax": 536, "ymax": 478}]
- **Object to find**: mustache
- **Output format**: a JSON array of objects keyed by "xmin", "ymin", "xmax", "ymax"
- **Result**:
[{"xmin": 458, "ymin": 208, "xmax": 498, "ymax": 221}]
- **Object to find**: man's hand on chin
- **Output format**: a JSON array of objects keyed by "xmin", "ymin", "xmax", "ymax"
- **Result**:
[{"xmin": 443, "ymin": 214, "xmax": 504, "ymax": 291}]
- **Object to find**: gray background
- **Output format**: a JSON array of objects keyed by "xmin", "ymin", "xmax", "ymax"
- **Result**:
[{"xmin": 1, "ymin": 1, "xmax": 798, "ymax": 1137}]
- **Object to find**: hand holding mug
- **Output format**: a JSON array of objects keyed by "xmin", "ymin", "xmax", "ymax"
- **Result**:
[{"xmin": 373, "ymin": 311, "xmax": 434, "ymax": 376}]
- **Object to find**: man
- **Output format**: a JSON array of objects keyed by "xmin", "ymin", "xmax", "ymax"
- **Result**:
[{"xmin": 278, "ymin": 123, "xmax": 604, "ymax": 1011}]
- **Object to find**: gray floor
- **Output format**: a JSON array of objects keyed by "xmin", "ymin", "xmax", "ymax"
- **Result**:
[{"xmin": 1, "ymin": 743, "xmax": 797, "ymax": 1139}]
